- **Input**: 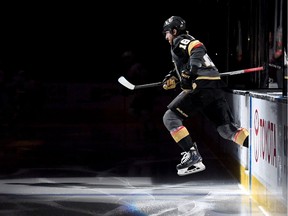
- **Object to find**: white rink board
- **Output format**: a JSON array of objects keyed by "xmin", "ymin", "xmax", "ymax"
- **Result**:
[
  {"xmin": 225, "ymin": 91, "xmax": 249, "ymax": 169},
  {"xmin": 226, "ymin": 91, "xmax": 250, "ymax": 129},
  {"xmin": 250, "ymin": 95, "xmax": 287, "ymax": 201}
]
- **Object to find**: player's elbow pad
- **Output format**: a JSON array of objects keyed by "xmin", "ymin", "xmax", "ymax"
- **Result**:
[{"xmin": 189, "ymin": 65, "xmax": 199, "ymax": 78}]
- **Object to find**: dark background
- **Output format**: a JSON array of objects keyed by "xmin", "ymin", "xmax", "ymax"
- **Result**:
[
  {"xmin": 0, "ymin": 0, "xmax": 285, "ymax": 173},
  {"xmin": 0, "ymin": 1, "xmax": 230, "ymax": 83},
  {"xmin": 0, "ymin": 1, "xmax": 227, "ymax": 172}
]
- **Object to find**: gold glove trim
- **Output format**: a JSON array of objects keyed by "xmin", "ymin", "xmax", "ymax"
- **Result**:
[
  {"xmin": 181, "ymin": 72, "xmax": 190, "ymax": 79},
  {"xmin": 163, "ymin": 77, "xmax": 177, "ymax": 90}
]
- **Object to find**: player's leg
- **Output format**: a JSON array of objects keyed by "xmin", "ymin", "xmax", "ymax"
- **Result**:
[
  {"xmin": 217, "ymin": 124, "xmax": 249, "ymax": 146},
  {"xmin": 163, "ymin": 91, "xmax": 205, "ymax": 176},
  {"xmin": 171, "ymin": 126, "xmax": 206, "ymax": 176},
  {"xmin": 203, "ymin": 93, "xmax": 249, "ymax": 147}
]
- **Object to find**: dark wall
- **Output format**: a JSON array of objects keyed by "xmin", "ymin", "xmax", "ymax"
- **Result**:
[
  {"xmin": 1, "ymin": 0, "xmax": 281, "ymax": 87},
  {"xmin": 0, "ymin": 1, "xmax": 230, "ymax": 82}
]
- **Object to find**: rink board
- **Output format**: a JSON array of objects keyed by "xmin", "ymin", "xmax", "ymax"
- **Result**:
[{"xmin": 225, "ymin": 90, "xmax": 287, "ymax": 214}]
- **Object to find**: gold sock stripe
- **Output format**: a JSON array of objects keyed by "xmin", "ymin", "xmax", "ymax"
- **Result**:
[
  {"xmin": 171, "ymin": 126, "xmax": 189, "ymax": 143},
  {"xmin": 233, "ymin": 128, "xmax": 249, "ymax": 145}
]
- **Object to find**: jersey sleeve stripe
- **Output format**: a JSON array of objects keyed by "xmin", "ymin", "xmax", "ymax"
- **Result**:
[{"xmin": 188, "ymin": 40, "xmax": 203, "ymax": 55}]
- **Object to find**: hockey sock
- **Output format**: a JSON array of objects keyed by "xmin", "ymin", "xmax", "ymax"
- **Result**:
[
  {"xmin": 217, "ymin": 124, "xmax": 249, "ymax": 146},
  {"xmin": 170, "ymin": 126, "xmax": 194, "ymax": 152},
  {"xmin": 233, "ymin": 128, "xmax": 249, "ymax": 145}
]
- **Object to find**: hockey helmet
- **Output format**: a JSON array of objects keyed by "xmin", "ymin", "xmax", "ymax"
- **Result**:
[{"xmin": 163, "ymin": 16, "xmax": 186, "ymax": 34}]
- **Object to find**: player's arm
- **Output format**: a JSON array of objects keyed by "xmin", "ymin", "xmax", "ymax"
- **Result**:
[{"xmin": 180, "ymin": 41, "xmax": 206, "ymax": 89}]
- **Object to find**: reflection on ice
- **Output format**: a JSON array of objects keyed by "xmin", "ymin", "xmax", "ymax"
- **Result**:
[{"xmin": 0, "ymin": 172, "xmax": 270, "ymax": 216}]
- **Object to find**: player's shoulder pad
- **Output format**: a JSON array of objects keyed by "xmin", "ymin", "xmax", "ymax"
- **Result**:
[{"xmin": 187, "ymin": 40, "xmax": 204, "ymax": 55}]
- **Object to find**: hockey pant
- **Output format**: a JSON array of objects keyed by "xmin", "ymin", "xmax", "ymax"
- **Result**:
[{"xmin": 164, "ymin": 89, "xmax": 249, "ymax": 146}]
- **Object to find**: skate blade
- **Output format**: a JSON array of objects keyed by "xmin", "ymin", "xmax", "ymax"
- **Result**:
[{"xmin": 177, "ymin": 162, "xmax": 206, "ymax": 176}]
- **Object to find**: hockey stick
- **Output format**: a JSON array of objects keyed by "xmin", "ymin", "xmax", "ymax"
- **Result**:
[
  {"xmin": 118, "ymin": 76, "xmax": 162, "ymax": 90},
  {"xmin": 118, "ymin": 66, "xmax": 264, "ymax": 90},
  {"xmin": 220, "ymin": 66, "xmax": 264, "ymax": 76}
]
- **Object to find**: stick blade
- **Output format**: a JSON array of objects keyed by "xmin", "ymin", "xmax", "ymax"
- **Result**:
[{"xmin": 118, "ymin": 76, "xmax": 135, "ymax": 90}]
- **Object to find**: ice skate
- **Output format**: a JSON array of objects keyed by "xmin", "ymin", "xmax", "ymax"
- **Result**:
[{"xmin": 176, "ymin": 145, "xmax": 206, "ymax": 176}]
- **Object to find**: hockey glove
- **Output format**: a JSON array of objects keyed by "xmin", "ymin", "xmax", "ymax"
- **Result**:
[
  {"xmin": 180, "ymin": 70, "xmax": 193, "ymax": 90},
  {"xmin": 163, "ymin": 76, "xmax": 178, "ymax": 90},
  {"xmin": 162, "ymin": 70, "xmax": 179, "ymax": 90}
]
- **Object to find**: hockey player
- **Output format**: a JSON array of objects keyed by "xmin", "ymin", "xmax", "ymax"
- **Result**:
[{"xmin": 162, "ymin": 16, "xmax": 249, "ymax": 176}]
